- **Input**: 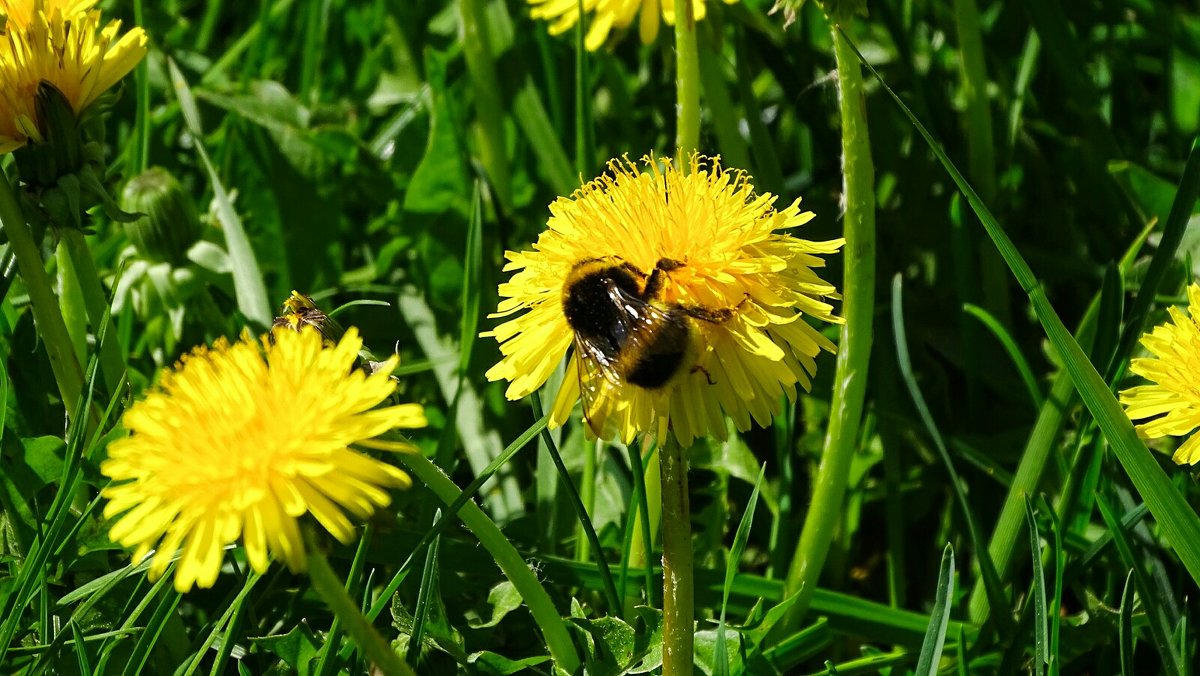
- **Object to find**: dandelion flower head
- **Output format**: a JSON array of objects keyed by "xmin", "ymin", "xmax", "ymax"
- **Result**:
[
  {"xmin": 0, "ymin": 0, "xmax": 147, "ymax": 152},
  {"xmin": 102, "ymin": 326, "xmax": 427, "ymax": 593},
  {"xmin": 1121, "ymin": 283, "xmax": 1200, "ymax": 465},
  {"xmin": 530, "ymin": 0, "xmax": 736, "ymax": 51},
  {"xmin": 485, "ymin": 153, "xmax": 843, "ymax": 447}
]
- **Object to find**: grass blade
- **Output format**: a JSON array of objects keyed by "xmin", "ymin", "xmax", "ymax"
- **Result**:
[
  {"xmin": 893, "ymin": 274, "xmax": 1012, "ymax": 638},
  {"xmin": 406, "ymin": 509, "xmax": 442, "ymax": 664},
  {"xmin": 716, "ymin": 464, "xmax": 765, "ymax": 676},
  {"xmin": 1096, "ymin": 494, "xmax": 1183, "ymax": 675},
  {"xmin": 166, "ymin": 58, "xmax": 272, "ymax": 329},
  {"xmin": 963, "ymin": 302, "xmax": 1043, "ymax": 409},
  {"xmin": 914, "ymin": 543, "xmax": 955, "ymax": 676},
  {"xmin": 1119, "ymin": 570, "xmax": 1135, "ymax": 676},
  {"xmin": 530, "ymin": 395, "xmax": 622, "ymax": 613},
  {"xmin": 1109, "ymin": 135, "xmax": 1200, "ymax": 379},
  {"xmin": 341, "ymin": 414, "xmax": 549, "ymax": 661},
  {"xmin": 1024, "ymin": 496, "xmax": 1047, "ymax": 676},
  {"xmin": 845, "ymin": 30, "xmax": 1200, "ymax": 593},
  {"xmin": 1036, "ymin": 495, "xmax": 1064, "ymax": 676}
]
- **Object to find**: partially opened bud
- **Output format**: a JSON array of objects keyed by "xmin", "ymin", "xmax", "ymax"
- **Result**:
[{"xmin": 121, "ymin": 168, "xmax": 202, "ymax": 266}]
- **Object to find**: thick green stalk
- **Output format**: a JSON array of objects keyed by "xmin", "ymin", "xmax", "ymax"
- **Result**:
[
  {"xmin": 0, "ymin": 172, "xmax": 86, "ymax": 422},
  {"xmin": 61, "ymin": 229, "xmax": 125, "ymax": 392},
  {"xmin": 674, "ymin": 0, "xmax": 700, "ymax": 157},
  {"xmin": 458, "ymin": 0, "xmax": 512, "ymax": 211},
  {"xmin": 398, "ymin": 452, "xmax": 581, "ymax": 673},
  {"xmin": 781, "ymin": 20, "xmax": 875, "ymax": 631},
  {"xmin": 305, "ymin": 541, "xmax": 416, "ymax": 676},
  {"xmin": 659, "ymin": 437, "xmax": 694, "ymax": 675}
]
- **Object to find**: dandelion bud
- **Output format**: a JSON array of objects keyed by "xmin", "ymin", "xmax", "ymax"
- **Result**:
[
  {"xmin": 13, "ymin": 84, "xmax": 85, "ymax": 188},
  {"xmin": 121, "ymin": 168, "xmax": 202, "ymax": 266}
]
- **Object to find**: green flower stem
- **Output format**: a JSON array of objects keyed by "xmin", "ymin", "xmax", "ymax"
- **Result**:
[
  {"xmin": 659, "ymin": 436, "xmax": 694, "ymax": 675},
  {"xmin": 305, "ymin": 537, "xmax": 416, "ymax": 676},
  {"xmin": 398, "ymin": 452, "xmax": 581, "ymax": 674},
  {"xmin": 781, "ymin": 19, "xmax": 876, "ymax": 631},
  {"xmin": 61, "ymin": 229, "xmax": 126, "ymax": 392},
  {"xmin": 674, "ymin": 0, "xmax": 701, "ymax": 158},
  {"xmin": 0, "ymin": 170, "xmax": 86, "ymax": 423},
  {"xmin": 458, "ymin": 0, "xmax": 513, "ymax": 211}
]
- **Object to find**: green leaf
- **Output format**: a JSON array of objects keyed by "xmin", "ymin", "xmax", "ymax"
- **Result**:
[
  {"xmin": 694, "ymin": 628, "xmax": 743, "ymax": 676},
  {"xmin": 19, "ymin": 436, "xmax": 65, "ymax": 487},
  {"xmin": 469, "ymin": 581, "xmax": 523, "ymax": 629},
  {"xmin": 252, "ymin": 624, "xmax": 322, "ymax": 675},
  {"xmin": 404, "ymin": 49, "xmax": 470, "ymax": 216},
  {"xmin": 467, "ymin": 651, "xmax": 552, "ymax": 676},
  {"xmin": 569, "ymin": 610, "xmax": 638, "ymax": 676}
]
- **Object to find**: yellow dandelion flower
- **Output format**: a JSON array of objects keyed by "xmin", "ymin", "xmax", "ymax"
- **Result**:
[
  {"xmin": 101, "ymin": 326, "xmax": 427, "ymax": 593},
  {"xmin": 0, "ymin": 0, "xmax": 147, "ymax": 152},
  {"xmin": 0, "ymin": 0, "xmax": 94, "ymax": 30},
  {"xmin": 484, "ymin": 153, "xmax": 843, "ymax": 447},
  {"xmin": 1120, "ymin": 283, "xmax": 1200, "ymax": 466},
  {"xmin": 530, "ymin": 0, "xmax": 736, "ymax": 51}
]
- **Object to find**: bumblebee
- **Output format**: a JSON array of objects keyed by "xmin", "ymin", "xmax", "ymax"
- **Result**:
[{"xmin": 561, "ymin": 256, "xmax": 736, "ymax": 435}]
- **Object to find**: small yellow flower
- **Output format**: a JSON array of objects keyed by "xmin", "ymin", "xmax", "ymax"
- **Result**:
[
  {"xmin": 0, "ymin": 0, "xmax": 147, "ymax": 152},
  {"xmin": 101, "ymin": 326, "xmax": 427, "ymax": 593},
  {"xmin": 484, "ymin": 153, "xmax": 842, "ymax": 447},
  {"xmin": 1121, "ymin": 283, "xmax": 1200, "ymax": 465},
  {"xmin": 530, "ymin": 0, "xmax": 736, "ymax": 51}
]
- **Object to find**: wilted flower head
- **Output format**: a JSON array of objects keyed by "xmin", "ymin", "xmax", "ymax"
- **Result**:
[
  {"xmin": 1121, "ymin": 283, "xmax": 1200, "ymax": 465},
  {"xmin": 485, "ymin": 153, "xmax": 842, "ymax": 447},
  {"xmin": 102, "ymin": 326, "xmax": 426, "ymax": 592},
  {"xmin": 530, "ymin": 0, "xmax": 736, "ymax": 51},
  {"xmin": 0, "ymin": 0, "xmax": 147, "ymax": 153}
]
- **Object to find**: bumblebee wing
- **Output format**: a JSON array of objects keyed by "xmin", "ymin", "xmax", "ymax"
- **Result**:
[
  {"xmin": 605, "ymin": 282, "xmax": 686, "ymax": 367},
  {"xmin": 574, "ymin": 339, "xmax": 622, "ymax": 440}
]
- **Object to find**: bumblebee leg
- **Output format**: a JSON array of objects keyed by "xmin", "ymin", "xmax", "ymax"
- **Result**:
[
  {"xmin": 689, "ymin": 364, "xmax": 717, "ymax": 385},
  {"xmin": 642, "ymin": 258, "xmax": 685, "ymax": 300},
  {"xmin": 681, "ymin": 293, "xmax": 751, "ymax": 324}
]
